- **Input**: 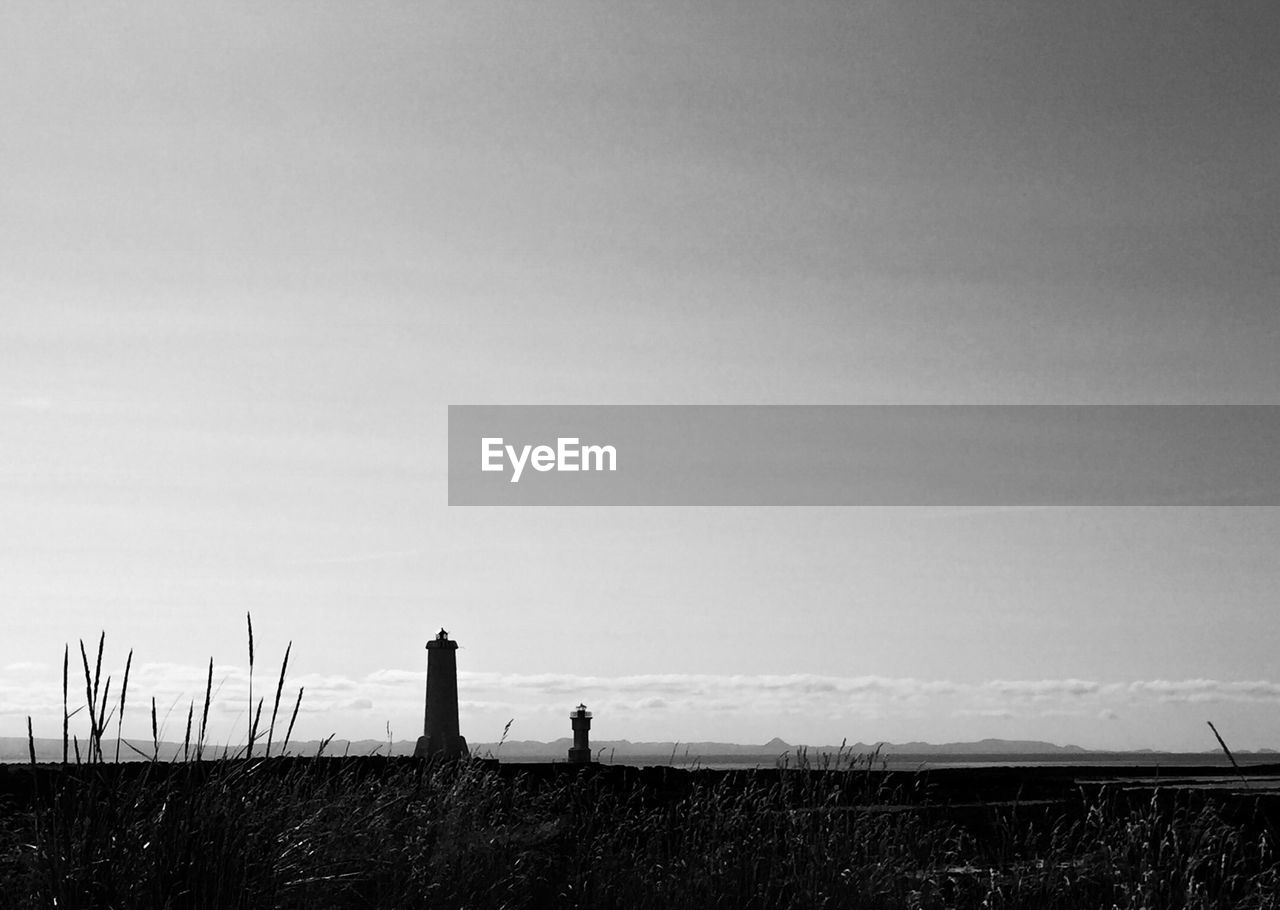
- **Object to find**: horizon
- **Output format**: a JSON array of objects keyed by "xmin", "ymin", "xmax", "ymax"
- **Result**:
[
  {"xmin": 4, "ymin": 2, "xmax": 1279, "ymax": 754},
  {"xmin": 7, "ymin": 633, "xmax": 1280, "ymax": 754},
  {"xmin": 10, "ymin": 729, "xmax": 1280, "ymax": 760}
]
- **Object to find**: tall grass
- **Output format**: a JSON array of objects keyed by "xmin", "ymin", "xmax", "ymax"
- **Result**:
[
  {"xmin": 6, "ymin": 623, "xmax": 1279, "ymax": 909},
  {"xmin": 8, "ymin": 755, "xmax": 1277, "ymax": 909},
  {"xmin": 37, "ymin": 619, "xmax": 303, "ymax": 767}
]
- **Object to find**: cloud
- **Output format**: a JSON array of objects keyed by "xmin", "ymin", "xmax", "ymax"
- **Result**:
[
  {"xmin": 1125, "ymin": 679, "xmax": 1280, "ymax": 704},
  {"xmin": 455, "ymin": 672, "xmax": 960, "ymax": 703},
  {"xmin": 3, "ymin": 661, "xmax": 48, "ymax": 674},
  {"xmin": 982, "ymin": 679, "xmax": 1104, "ymax": 699},
  {"xmin": 8, "ymin": 661, "xmax": 1280, "ymax": 742},
  {"xmin": 14, "ymin": 664, "xmax": 1280, "ymax": 715}
]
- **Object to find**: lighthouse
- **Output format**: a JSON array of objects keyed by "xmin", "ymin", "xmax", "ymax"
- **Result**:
[
  {"xmin": 414, "ymin": 629, "xmax": 469, "ymax": 760},
  {"xmin": 568, "ymin": 703, "xmax": 593, "ymax": 763}
]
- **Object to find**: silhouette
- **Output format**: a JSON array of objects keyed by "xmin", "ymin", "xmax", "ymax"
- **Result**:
[
  {"xmin": 413, "ymin": 629, "xmax": 468, "ymax": 759},
  {"xmin": 568, "ymin": 703, "xmax": 593, "ymax": 764}
]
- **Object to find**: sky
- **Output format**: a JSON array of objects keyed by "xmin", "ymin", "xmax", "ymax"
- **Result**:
[{"xmin": 2, "ymin": 1, "xmax": 1278, "ymax": 752}]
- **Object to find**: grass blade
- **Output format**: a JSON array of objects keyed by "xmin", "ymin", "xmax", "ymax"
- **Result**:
[
  {"xmin": 78, "ymin": 639, "xmax": 96, "ymax": 761},
  {"xmin": 282, "ymin": 686, "xmax": 303, "ymax": 755},
  {"xmin": 183, "ymin": 701, "xmax": 194, "ymax": 762},
  {"xmin": 1207, "ymin": 720, "xmax": 1248, "ymax": 788},
  {"xmin": 91, "ymin": 632, "xmax": 104, "ymax": 759},
  {"xmin": 246, "ymin": 611, "xmax": 255, "ymax": 758},
  {"xmin": 62, "ymin": 644, "xmax": 69, "ymax": 766},
  {"xmin": 96, "ymin": 677, "xmax": 113, "ymax": 763},
  {"xmin": 114, "ymin": 648, "xmax": 132, "ymax": 763},
  {"xmin": 265, "ymin": 642, "xmax": 291, "ymax": 758},
  {"xmin": 248, "ymin": 698, "xmax": 263, "ymax": 760},
  {"xmin": 197, "ymin": 657, "xmax": 213, "ymax": 761}
]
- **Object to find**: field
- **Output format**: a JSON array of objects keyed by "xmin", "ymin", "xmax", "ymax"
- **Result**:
[
  {"xmin": 3, "ymin": 631, "xmax": 1278, "ymax": 908},
  {"xmin": 4, "ymin": 752, "xmax": 1280, "ymax": 909}
]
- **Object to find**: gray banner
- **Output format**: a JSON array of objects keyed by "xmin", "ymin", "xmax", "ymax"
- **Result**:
[{"xmin": 448, "ymin": 406, "xmax": 1280, "ymax": 506}]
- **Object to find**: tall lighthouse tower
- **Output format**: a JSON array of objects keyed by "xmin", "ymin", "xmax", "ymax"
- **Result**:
[
  {"xmin": 414, "ymin": 629, "xmax": 469, "ymax": 760},
  {"xmin": 568, "ymin": 703, "xmax": 593, "ymax": 763}
]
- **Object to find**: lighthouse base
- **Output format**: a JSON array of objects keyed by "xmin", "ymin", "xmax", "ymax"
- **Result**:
[
  {"xmin": 414, "ymin": 734, "xmax": 469, "ymax": 760},
  {"xmin": 568, "ymin": 747, "xmax": 593, "ymax": 764}
]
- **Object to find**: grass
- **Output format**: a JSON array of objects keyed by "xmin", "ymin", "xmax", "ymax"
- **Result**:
[{"xmin": 3, "ymin": 623, "xmax": 1279, "ymax": 908}]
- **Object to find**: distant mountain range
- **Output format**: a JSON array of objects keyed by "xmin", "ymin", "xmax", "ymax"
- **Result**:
[
  {"xmin": 472, "ymin": 736, "xmax": 1092, "ymax": 760},
  {"xmin": 5, "ymin": 735, "xmax": 1275, "ymax": 763}
]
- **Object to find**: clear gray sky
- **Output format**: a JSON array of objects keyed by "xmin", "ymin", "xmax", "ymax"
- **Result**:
[{"xmin": 3, "ymin": 2, "xmax": 1278, "ymax": 751}]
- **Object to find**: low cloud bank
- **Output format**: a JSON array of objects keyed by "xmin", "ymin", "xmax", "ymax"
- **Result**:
[{"xmin": 5, "ymin": 662, "xmax": 1280, "ymax": 748}]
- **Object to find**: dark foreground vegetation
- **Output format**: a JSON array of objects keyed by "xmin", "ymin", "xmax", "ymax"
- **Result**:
[
  {"xmin": 4, "ymin": 624, "xmax": 1276, "ymax": 908},
  {"xmin": 2, "ymin": 753, "xmax": 1279, "ymax": 910}
]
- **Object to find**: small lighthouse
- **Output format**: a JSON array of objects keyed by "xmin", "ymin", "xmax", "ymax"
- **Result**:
[
  {"xmin": 568, "ymin": 703, "xmax": 593, "ymax": 763},
  {"xmin": 414, "ymin": 629, "xmax": 469, "ymax": 760}
]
